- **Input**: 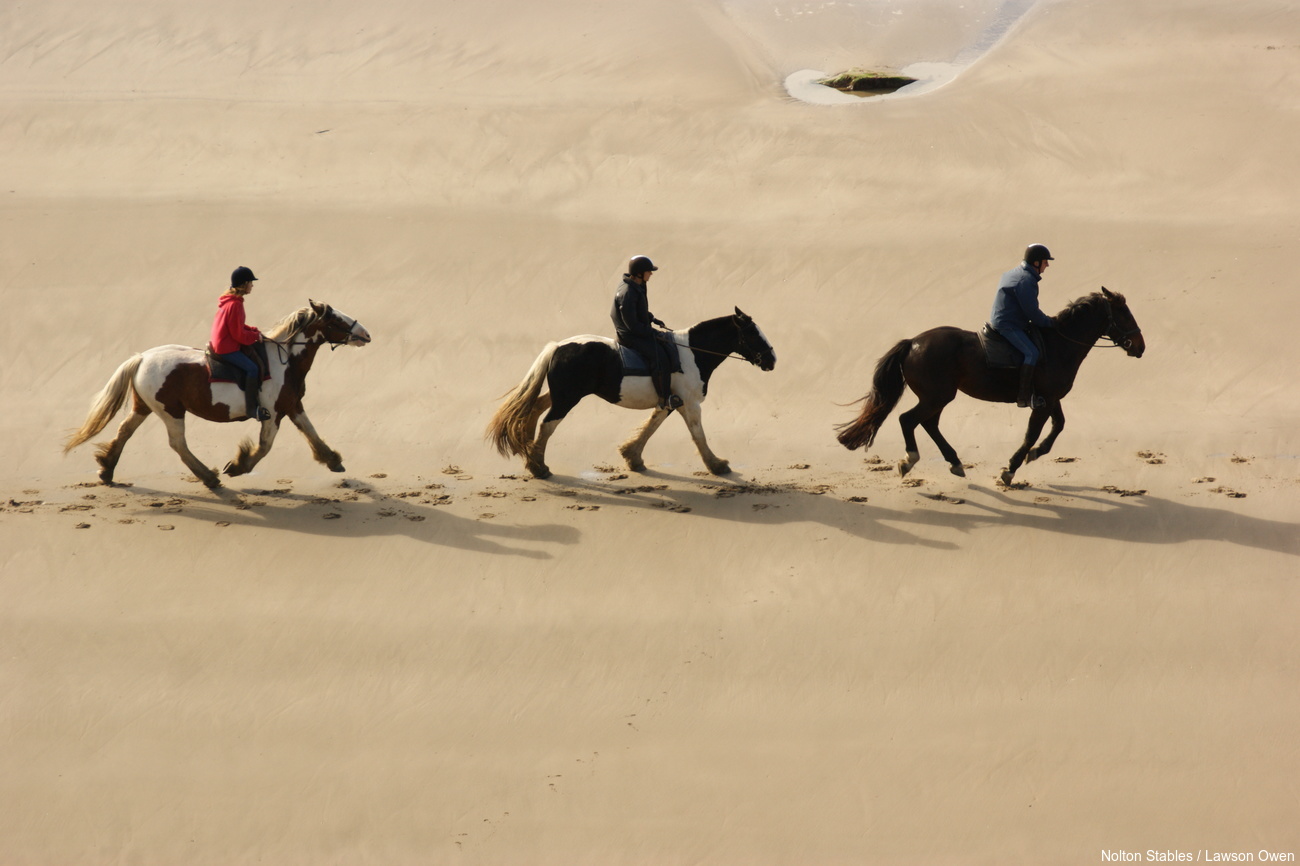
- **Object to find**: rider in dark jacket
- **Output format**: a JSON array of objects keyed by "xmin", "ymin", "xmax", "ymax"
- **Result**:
[
  {"xmin": 991, "ymin": 244, "xmax": 1056, "ymax": 408},
  {"xmin": 612, "ymin": 255, "xmax": 680, "ymax": 410}
]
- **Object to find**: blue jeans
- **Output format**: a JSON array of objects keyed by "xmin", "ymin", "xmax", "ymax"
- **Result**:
[
  {"xmin": 998, "ymin": 327, "xmax": 1040, "ymax": 367},
  {"xmin": 216, "ymin": 350, "xmax": 261, "ymax": 381}
]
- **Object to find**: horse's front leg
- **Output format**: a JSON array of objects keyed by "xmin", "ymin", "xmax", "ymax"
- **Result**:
[
  {"xmin": 224, "ymin": 416, "xmax": 283, "ymax": 477},
  {"xmin": 159, "ymin": 413, "xmax": 222, "ymax": 489},
  {"xmin": 1027, "ymin": 403, "xmax": 1066, "ymax": 463},
  {"xmin": 618, "ymin": 407, "xmax": 673, "ymax": 473},
  {"xmin": 1001, "ymin": 404, "xmax": 1052, "ymax": 485},
  {"xmin": 288, "ymin": 409, "xmax": 345, "ymax": 472},
  {"xmin": 677, "ymin": 400, "xmax": 730, "ymax": 475}
]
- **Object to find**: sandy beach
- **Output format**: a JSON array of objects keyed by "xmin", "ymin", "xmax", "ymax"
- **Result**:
[{"xmin": 3, "ymin": 0, "xmax": 1299, "ymax": 862}]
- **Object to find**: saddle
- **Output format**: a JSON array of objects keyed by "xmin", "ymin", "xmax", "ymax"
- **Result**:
[
  {"xmin": 206, "ymin": 342, "xmax": 270, "ymax": 388},
  {"xmin": 618, "ymin": 335, "xmax": 682, "ymax": 376},
  {"xmin": 979, "ymin": 324, "xmax": 1044, "ymax": 369}
]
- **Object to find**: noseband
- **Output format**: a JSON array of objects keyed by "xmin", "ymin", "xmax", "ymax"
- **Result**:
[
  {"xmin": 1059, "ymin": 297, "xmax": 1140, "ymax": 351},
  {"xmin": 265, "ymin": 305, "xmax": 356, "ymax": 363}
]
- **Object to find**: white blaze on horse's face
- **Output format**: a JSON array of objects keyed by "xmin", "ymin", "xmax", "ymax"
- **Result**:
[{"xmin": 335, "ymin": 311, "xmax": 370, "ymax": 346}]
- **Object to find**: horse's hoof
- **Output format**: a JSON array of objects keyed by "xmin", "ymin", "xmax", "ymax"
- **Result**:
[
  {"xmin": 710, "ymin": 461, "xmax": 732, "ymax": 476},
  {"xmin": 223, "ymin": 461, "xmax": 242, "ymax": 477},
  {"xmin": 529, "ymin": 465, "xmax": 552, "ymax": 480},
  {"xmin": 625, "ymin": 460, "xmax": 647, "ymax": 473},
  {"xmin": 329, "ymin": 463, "xmax": 345, "ymax": 473},
  {"xmin": 949, "ymin": 463, "xmax": 966, "ymax": 478},
  {"xmin": 898, "ymin": 460, "xmax": 913, "ymax": 478},
  {"xmin": 1026, "ymin": 448, "xmax": 1041, "ymax": 463},
  {"xmin": 999, "ymin": 469, "xmax": 1015, "ymax": 486},
  {"xmin": 97, "ymin": 469, "xmax": 114, "ymax": 484},
  {"xmin": 203, "ymin": 474, "xmax": 223, "ymax": 489}
]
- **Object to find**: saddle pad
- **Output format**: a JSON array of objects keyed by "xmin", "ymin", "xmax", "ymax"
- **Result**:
[
  {"xmin": 618, "ymin": 345, "xmax": 651, "ymax": 373},
  {"xmin": 618, "ymin": 337, "xmax": 683, "ymax": 376},
  {"xmin": 978, "ymin": 325, "xmax": 1022, "ymax": 369},
  {"xmin": 206, "ymin": 348, "xmax": 271, "ymax": 384}
]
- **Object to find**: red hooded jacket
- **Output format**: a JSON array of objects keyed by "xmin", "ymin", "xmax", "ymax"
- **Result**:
[{"xmin": 210, "ymin": 293, "xmax": 261, "ymax": 354}]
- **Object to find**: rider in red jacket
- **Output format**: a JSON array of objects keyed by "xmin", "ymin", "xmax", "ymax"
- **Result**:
[{"xmin": 210, "ymin": 266, "xmax": 271, "ymax": 421}]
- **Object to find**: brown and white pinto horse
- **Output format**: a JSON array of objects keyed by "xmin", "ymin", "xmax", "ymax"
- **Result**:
[
  {"xmin": 65, "ymin": 300, "xmax": 370, "ymax": 488},
  {"xmin": 836, "ymin": 288, "xmax": 1144, "ymax": 485}
]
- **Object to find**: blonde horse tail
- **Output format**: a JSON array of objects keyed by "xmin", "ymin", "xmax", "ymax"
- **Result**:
[
  {"xmin": 486, "ymin": 342, "xmax": 558, "ymax": 457},
  {"xmin": 64, "ymin": 354, "xmax": 144, "ymax": 453}
]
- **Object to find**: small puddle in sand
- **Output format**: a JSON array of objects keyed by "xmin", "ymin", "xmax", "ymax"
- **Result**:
[{"xmin": 764, "ymin": 0, "xmax": 1040, "ymax": 104}]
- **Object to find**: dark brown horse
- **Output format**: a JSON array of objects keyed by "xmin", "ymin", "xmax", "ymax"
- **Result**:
[{"xmin": 836, "ymin": 288, "xmax": 1144, "ymax": 484}]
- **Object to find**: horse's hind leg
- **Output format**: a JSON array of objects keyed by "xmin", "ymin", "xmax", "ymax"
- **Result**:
[
  {"xmin": 527, "ymin": 393, "xmax": 582, "ymax": 479},
  {"xmin": 919, "ymin": 408, "xmax": 965, "ymax": 477},
  {"xmin": 1001, "ymin": 404, "xmax": 1052, "ymax": 485},
  {"xmin": 619, "ymin": 407, "xmax": 672, "ymax": 473},
  {"xmin": 225, "ymin": 417, "xmax": 283, "ymax": 477},
  {"xmin": 896, "ymin": 395, "xmax": 948, "ymax": 477},
  {"xmin": 288, "ymin": 410, "xmax": 344, "ymax": 472},
  {"xmin": 1026, "ymin": 404, "xmax": 1065, "ymax": 463},
  {"xmin": 158, "ymin": 413, "xmax": 221, "ymax": 489},
  {"xmin": 95, "ymin": 396, "xmax": 151, "ymax": 484}
]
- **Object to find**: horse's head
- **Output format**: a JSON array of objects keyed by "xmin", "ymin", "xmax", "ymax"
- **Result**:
[
  {"xmin": 1100, "ymin": 288, "xmax": 1144, "ymax": 358},
  {"xmin": 306, "ymin": 299, "xmax": 371, "ymax": 348},
  {"xmin": 733, "ymin": 307, "xmax": 776, "ymax": 371}
]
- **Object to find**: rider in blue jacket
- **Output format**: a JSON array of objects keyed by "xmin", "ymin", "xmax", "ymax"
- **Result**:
[{"xmin": 991, "ymin": 243, "xmax": 1055, "ymax": 408}]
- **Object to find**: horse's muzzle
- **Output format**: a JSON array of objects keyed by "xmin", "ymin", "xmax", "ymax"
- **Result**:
[{"xmin": 1125, "ymin": 333, "xmax": 1145, "ymax": 358}]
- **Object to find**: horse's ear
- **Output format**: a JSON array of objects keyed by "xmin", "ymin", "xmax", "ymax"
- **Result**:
[
  {"xmin": 1100, "ymin": 287, "xmax": 1114, "ymax": 299},
  {"xmin": 309, "ymin": 298, "xmax": 323, "ymax": 311},
  {"xmin": 734, "ymin": 306, "xmax": 750, "ymax": 320}
]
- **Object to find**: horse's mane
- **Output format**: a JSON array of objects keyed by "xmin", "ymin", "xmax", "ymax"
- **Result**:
[
  {"xmin": 1056, "ymin": 290, "xmax": 1124, "ymax": 324},
  {"xmin": 263, "ymin": 305, "xmax": 316, "ymax": 341}
]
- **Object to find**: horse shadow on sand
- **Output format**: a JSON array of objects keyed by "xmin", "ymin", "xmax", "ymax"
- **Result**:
[
  {"xmin": 533, "ymin": 469, "xmax": 1300, "ymax": 557},
  {"xmin": 118, "ymin": 481, "xmax": 580, "ymax": 560}
]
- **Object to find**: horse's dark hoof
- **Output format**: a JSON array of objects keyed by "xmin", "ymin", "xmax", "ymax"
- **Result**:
[
  {"xmin": 529, "ymin": 465, "xmax": 552, "ymax": 480},
  {"xmin": 329, "ymin": 464, "xmax": 345, "ymax": 473},
  {"xmin": 898, "ymin": 460, "xmax": 913, "ymax": 478},
  {"xmin": 223, "ymin": 461, "xmax": 242, "ymax": 477},
  {"xmin": 709, "ymin": 461, "xmax": 731, "ymax": 476},
  {"xmin": 999, "ymin": 469, "xmax": 1015, "ymax": 486},
  {"xmin": 949, "ymin": 463, "xmax": 966, "ymax": 478},
  {"xmin": 1027, "ymin": 449, "xmax": 1042, "ymax": 463}
]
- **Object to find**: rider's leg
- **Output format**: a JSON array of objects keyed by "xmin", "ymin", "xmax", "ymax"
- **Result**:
[
  {"xmin": 1000, "ymin": 329, "xmax": 1041, "ymax": 408},
  {"xmin": 217, "ymin": 350, "xmax": 266, "ymax": 420}
]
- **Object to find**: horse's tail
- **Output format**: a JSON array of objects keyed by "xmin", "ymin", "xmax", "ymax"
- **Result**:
[
  {"xmin": 835, "ymin": 338, "xmax": 911, "ymax": 451},
  {"xmin": 485, "ymin": 342, "xmax": 558, "ymax": 457},
  {"xmin": 64, "ymin": 354, "xmax": 144, "ymax": 453}
]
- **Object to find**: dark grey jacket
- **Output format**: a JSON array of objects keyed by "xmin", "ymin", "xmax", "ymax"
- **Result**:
[
  {"xmin": 990, "ymin": 264, "xmax": 1054, "ymax": 332},
  {"xmin": 612, "ymin": 276, "xmax": 660, "ymax": 346}
]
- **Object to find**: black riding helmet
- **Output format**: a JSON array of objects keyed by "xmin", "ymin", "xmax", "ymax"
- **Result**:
[
  {"xmin": 1024, "ymin": 244, "xmax": 1054, "ymax": 264},
  {"xmin": 628, "ymin": 255, "xmax": 658, "ymax": 276},
  {"xmin": 231, "ymin": 265, "xmax": 258, "ymax": 286}
]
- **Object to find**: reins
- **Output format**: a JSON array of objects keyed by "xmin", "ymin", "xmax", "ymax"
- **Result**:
[
  {"xmin": 1055, "ymin": 299, "xmax": 1140, "ymax": 351},
  {"xmin": 262, "ymin": 307, "xmax": 351, "ymax": 364},
  {"xmin": 654, "ymin": 327, "xmax": 752, "ymax": 364}
]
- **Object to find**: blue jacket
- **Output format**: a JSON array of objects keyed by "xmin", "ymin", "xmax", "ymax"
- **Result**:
[{"xmin": 990, "ymin": 264, "xmax": 1054, "ymax": 331}]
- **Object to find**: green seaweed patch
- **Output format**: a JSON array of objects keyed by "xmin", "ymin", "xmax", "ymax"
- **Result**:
[{"xmin": 818, "ymin": 69, "xmax": 917, "ymax": 96}]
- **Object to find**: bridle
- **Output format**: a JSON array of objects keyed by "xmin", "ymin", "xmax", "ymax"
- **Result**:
[
  {"xmin": 1056, "ymin": 295, "xmax": 1141, "ymax": 352},
  {"xmin": 263, "ymin": 304, "xmax": 358, "ymax": 364},
  {"xmin": 656, "ymin": 318, "xmax": 768, "ymax": 366}
]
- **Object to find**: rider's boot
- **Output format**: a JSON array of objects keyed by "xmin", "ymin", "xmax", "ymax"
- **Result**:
[
  {"xmin": 1017, "ymin": 364, "xmax": 1036, "ymax": 408},
  {"xmin": 245, "ymin": 379, "xmax": 271, "ymax": 422}
]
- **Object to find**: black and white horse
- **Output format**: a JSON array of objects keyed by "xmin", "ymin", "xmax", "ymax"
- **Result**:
[{"xmin": 487, "ymin": 308, "xmax": 776, "ymax": 478}]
